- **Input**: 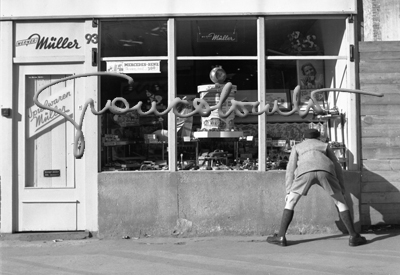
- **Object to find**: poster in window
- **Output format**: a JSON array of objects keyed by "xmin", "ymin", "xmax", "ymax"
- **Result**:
[
  {"xmin": 265, "ymin": 90, "xmax": 290, "ymax": 109},
  {"xmin": 296, "ymin": 60, "xmax": 326, "ymax": 109}
]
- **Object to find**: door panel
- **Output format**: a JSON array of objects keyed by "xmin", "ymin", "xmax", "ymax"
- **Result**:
[
  {"xmin": 19, "ymin": 67, "xmax": 83, "ymax": 232},
  {"xmin": 21, "ymin": 202, "xmax": 78, "ymax": 231}
]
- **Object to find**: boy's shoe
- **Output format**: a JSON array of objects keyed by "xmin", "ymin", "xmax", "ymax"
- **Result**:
[
  {"xmin": 349, "ymin": 234, "xmax": 367, "ymax": 247},
  {"xmin": 266, "ymin": 234, "xmax": 287, "ymax": 247}
]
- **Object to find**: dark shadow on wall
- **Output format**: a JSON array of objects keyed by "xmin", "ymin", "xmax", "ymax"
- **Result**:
[
  {"xmin": 358, "ymin": 167, "xmax": 400, "ymax": 243},
  {"xmin": 336, "ymin": 158, "xmax": 400, "ymax": 243}
]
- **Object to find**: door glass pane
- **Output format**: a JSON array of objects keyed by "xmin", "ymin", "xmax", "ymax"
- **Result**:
[{"xmin": 26, "ymin": 75, "xmax": 74, "ymax": 188}]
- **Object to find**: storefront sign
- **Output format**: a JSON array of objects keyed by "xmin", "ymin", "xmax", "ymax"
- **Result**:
[
  {"xmin": 28, "ymin": 87, "xmax": 73, "ymax": 137},
  {"xmin": 33, "ymin": 72, "xmax": 383, "ymax": 159},
  {"xmin": 16, "ymin": 33, "xmax": 81, "ymax": 50},
  {"xmin": 197, "ymin": 32, "xmax": 238, "ymax": 42},
  {"xmin": 15, "ymin": 22, "xmax": 84, "ymax": 57},
  {"xmin": 107, "ymin": 61, "xmax": 161, "ymax": 74}
]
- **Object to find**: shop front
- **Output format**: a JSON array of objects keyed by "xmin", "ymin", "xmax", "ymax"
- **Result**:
[{"xmin": 1, "ymin": 0, "xmax": 372, "ymax": 237}]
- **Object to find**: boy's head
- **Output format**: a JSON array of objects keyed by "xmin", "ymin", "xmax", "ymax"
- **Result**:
[{"xmin": 304, "ymin": 129, "xmax": 320, "ymax": 139}]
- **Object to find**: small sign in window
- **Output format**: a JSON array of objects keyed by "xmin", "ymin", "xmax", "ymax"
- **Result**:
[{"xmin": 44, "ymin": 170, "xmax": 61, "ymax": 177}]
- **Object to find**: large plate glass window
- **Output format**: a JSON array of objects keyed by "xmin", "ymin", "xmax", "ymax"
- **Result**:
[
  {"xmin": 100, "ymin": 19, "xmax": 168, "ymax": 171},
  {"xmin": 265, "ymin": 17, "xmax": 350, "ymax": 170},
  {"xmin": 176, "ymin": 18, "xmax": 258, "ymax": 171}
]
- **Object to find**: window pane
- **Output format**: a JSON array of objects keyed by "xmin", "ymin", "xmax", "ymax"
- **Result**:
[
  {"xmin": 177, "ymin": 19, "xmax": 257, "ymax": 56},
  {"xmin": 265, "ymin": 18, "xmax": 346, "ymax": 56},
  {"xmin": 26, "ymin": 75, "xmax": 74, "ymax": 187},
  {"xmin": 101, "ymin": 20, "xmax": 168, "ymax": 57},
  {"xmin": 100, "ymin": 60, "xmax": 169, "ymax": 171},
  {"xmin": 177, "ymin": 60, "xmax": 259, "ymax": 170}
]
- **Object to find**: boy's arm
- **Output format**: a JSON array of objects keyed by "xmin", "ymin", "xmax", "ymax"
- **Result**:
[{"xmin": 326, "ymin": 145, "xmax": 345, "ymax": 192}]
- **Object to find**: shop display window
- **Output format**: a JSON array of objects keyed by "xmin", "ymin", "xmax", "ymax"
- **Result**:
[
  {"xmin": 98, "ymin": 16, "xmax": 350, "ymax": 172},
  {"xmin": 100, "ymin": 19, "xmax": 169, "ymax": 171},
  {"xmin": 176, "ymin": 60, "xmax": 259, "ymax": 170},
  {"xmin": 264, "ymin": 18, "xmax": 349, "ymax": 170},
  {"xmin": 100, "ymin": 59, "xmax": 169, "ymax": 171}
]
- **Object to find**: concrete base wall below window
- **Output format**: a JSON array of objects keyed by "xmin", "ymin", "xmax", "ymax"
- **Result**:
[{"xmin": 98, "ymin": 171, "xmax": 360, "ymax": 238}]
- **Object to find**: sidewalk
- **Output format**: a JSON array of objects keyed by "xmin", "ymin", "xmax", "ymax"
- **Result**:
[{"xmin": 1, "ymin": 230, "xmax": 400, "ymax": 275}]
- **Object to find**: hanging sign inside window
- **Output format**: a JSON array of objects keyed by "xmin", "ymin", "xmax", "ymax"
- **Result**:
[
  {"xmin": 107, "ymin": 61, "xmax": 160, "ymax": 74},
  {"xmin": 197, "ymin": 32, "xmax": 238, "ymax": 43},
  {"xmin": 27, "ymin": 87, "xmax": 73, "ymax": 138}
]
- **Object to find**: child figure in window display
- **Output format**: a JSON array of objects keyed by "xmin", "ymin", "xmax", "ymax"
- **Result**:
[
  {"xmin": 146, "ymin": 90, "xmax": 163, "ymax": 108},
  {"xmin": 266, "ymin": 129, "xmax": 367, "ymax": 247},
  {"xmin": 300, "ymin": 62, "xmax": 324, "ymax": 89}
]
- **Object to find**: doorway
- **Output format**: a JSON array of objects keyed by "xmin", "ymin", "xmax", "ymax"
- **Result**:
[{"xmin": 17, "ymin": 65, "xmax": 85, "ymax": 231}]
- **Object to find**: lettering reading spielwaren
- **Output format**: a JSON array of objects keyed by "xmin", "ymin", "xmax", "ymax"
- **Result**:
[{"xmin": 29, "ymin": 91, "xmax": 72, "ymax": 133}]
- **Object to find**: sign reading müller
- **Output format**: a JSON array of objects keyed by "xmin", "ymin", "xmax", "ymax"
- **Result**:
[
  {"xmin": 15, "ymin": 22, "xmax": 84, "ymax": 57},
  {"xmin": 28, "ymin": 87, "xmax": 73, "ymax": 137},
  {"xmin": 197, "ymin": 32, "xmax": 238, "ymax": 43}
]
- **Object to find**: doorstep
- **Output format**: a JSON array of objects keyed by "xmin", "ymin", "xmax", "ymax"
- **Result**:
[{"xmin": 0, "ymin": 230, "xmax": 92, "ymax": 241}]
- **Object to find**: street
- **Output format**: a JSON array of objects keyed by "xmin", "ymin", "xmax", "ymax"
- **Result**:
[{"xmin": 1, "ymin": 231, "xmax": 399, "ymax": 274}]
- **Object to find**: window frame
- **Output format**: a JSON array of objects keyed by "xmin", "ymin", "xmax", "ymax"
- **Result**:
[{"xmin": 99, "ymin": 15, "xmax": 356, "ymax": 172}]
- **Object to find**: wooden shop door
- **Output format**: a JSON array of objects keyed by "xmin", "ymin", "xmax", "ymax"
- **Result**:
[{"xmin": 18, "ymin": 66, "xmax": 84, "ymax": 231}]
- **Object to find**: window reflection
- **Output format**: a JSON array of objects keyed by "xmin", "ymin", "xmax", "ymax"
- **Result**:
[
  {"xmin": 177, "ymin": 19, "xmax": 257, "ymax": 56},
  {"xmin": 101, "ymin": 20, "xmax": 167, "ymax": 57},
  {"xmin": 265, "ymin": 18, "xmax": 345, "ymax": 56}
]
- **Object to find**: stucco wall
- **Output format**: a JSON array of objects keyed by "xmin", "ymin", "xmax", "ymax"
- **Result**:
[
  {"xmin": 362, "ymin": 0, "xmax": 400, "ymax": 41},
  {"xmin": 98, "ymin": 171, "xmax": 360, "ymax": 238}
]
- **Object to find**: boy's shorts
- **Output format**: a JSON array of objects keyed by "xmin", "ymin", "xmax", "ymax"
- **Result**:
[{"xmin": 289, "ymin": 171, "xmax": 342, "ymax": 196}]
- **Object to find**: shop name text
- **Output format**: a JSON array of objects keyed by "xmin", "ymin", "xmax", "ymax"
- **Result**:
[
  {"xmin": 29, "ymin": 91, "xmax": 72, "ymax": 131},
  {"xmin": 16, "ymin": 33, "xmax": 81, "ymax": 49}
]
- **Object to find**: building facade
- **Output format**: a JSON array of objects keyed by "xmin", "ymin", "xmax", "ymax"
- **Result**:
[{"xmin": 1, "ymin": 0, "xmax": 398, "ymax": 237}]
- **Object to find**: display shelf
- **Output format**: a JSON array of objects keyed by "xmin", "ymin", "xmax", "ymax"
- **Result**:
[
  {"xmin": 103, "ymin": 140, "xmax": 134, "ymax": 146},
  {"xmin": 316, "ymin": 114, "xmax": 341, "ymax": 119},
  {"xmin": 193, "ymin": 131, "xmax": 243, "ymax": 139}
]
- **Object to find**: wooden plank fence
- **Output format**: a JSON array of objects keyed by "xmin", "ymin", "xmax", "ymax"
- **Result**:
[{"xmin": 359, "ymin": 41, "xmax": 400, "ymax": 226}]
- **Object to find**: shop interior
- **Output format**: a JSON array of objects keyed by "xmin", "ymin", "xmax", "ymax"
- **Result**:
[{"xmin": 99, "ymin": 17, "xmax": 348, "ymax": 171}]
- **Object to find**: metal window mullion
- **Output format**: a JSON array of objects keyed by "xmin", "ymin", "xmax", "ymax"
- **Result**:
[
  {"xmin": 346, "ymin": 15, "xmax": 358, "ymax": 171},
  {"xmin": 177, "ymin": 56, "xmax": 257, "ymax": 60},
  {"xmin": 266, "ymin": 56, "xmax": 346, "ymax": 60},
  {"xmin": 258, "ymin": 17, "xmax": 266, "ymax": 172},
  {"xmin": 167, "ymin": 18, "xmax": 177, "ymax": 171},
  {"xmin": 101, "ymin": 56, "xmax": 168, "ymax": 62}
]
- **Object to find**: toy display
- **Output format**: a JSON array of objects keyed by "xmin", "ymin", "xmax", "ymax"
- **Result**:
[{"xmin": 197, "ymin": 66, "xmax": 237, "ymax": 132}]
